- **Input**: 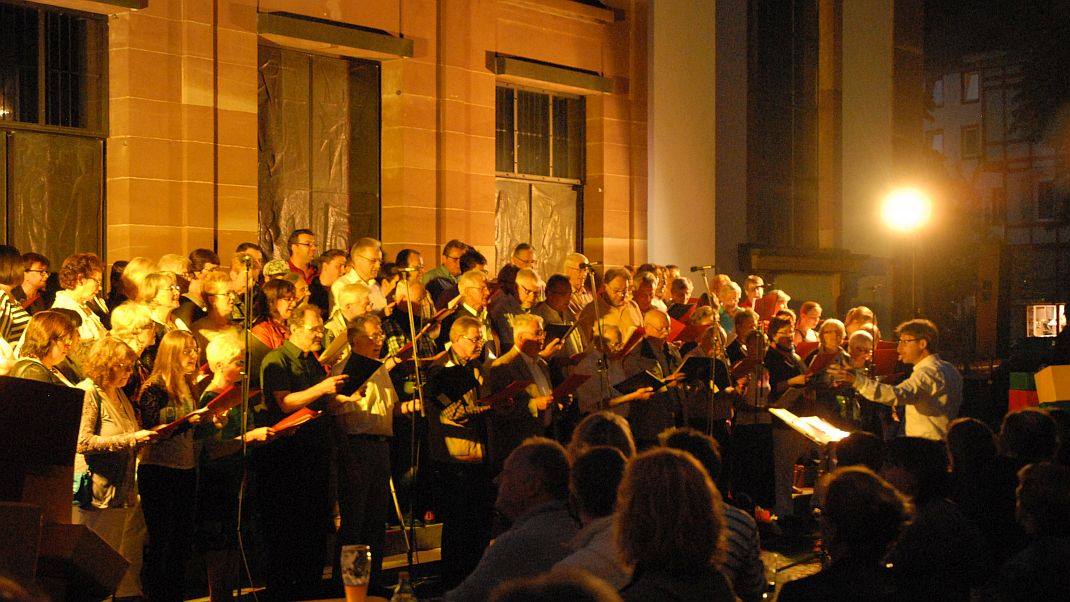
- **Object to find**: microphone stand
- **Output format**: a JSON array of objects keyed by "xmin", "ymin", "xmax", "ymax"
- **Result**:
[
  {"xmin": 586, "ymin": 268, "xmax": 611, "ymax": 410},
  {"xmin": 235, "ymin": 258, "xmax": 255, "ymax": 600},
  {"xmin": 401, "ymin": 287, "xmax": 427, "ymax": 575},
  {"xmin": 694, "ymin": 266, "xmax": 714, "ymax": 304}
]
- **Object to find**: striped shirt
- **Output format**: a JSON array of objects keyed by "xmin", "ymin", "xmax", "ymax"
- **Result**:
[
  {"xmin": 0, "ymin": 289, "xmax": 31, "ymax": 344},
  {"xmin": 722, "ymin": 504, "xmax": 766, "ymax": 601}
]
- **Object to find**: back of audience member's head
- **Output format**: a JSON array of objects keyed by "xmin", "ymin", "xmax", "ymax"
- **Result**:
[
  {"xmin": 616, "ymin": 448, "xmax": 725, "ymax": 575},
  {"xmin": 567, "ymin": 412, "xmax": 636, "ymax": 460},
  {"xmin": 658, "ymin": 427, "xmax": 727, "ymax": 494},
  {"xmin": 880, "ymin": 436, "xmax": 949, "ymax": 506},
  {"xmin": 1015, "ymin": 462, "xmax": 1070, "ymax": 538},
  {"xmin": 818, "ymin": 466, "xmax": 911, "ymax": 564},
  {"xmin": 946, "ymin": 417, "xmax": 998, "ymax": 475},
  {"xmin": 513, "ymin": 437, "xmax": 571, "ymax": 503},
  {"xmin": 1000, "ymin": 408, "xmax": 1059, "ymax": 464},
  {"xmin": 490, "ymin": 569, "xmax": 623, "ymax": 602},
  {"xmin": 569, "ymin": 446, "xmax": 626, "ymax": 521},
  {"xmin": 1046, "ymin": 409, "xmax": 1070, "ymax": 466},
  {"xmin": 834, "ymin": 432, "xmax": 885, "ymax": 472},
  {"xmin": 460, "ymin": 248, "xmax": 488, "ymax": 273}
]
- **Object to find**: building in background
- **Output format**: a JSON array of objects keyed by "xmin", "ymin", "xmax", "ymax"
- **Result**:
[
  {"xmin": 925, "ymin": 52, "xmax": 1070, "ymax": 358},
  {"xmin": 0, "ymin": 0, "xmax": 933, "ymax": 332}
]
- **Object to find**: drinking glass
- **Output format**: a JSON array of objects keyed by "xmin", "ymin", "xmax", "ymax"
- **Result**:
[{"xmin": 340, "ymin": 544, "xmax": 371, "ymax": 602}]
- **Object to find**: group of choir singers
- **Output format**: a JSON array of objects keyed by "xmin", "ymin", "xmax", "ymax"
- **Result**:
[{"xmin": 0, "ymin": 235, "xmax": 898, "ymax": 601}]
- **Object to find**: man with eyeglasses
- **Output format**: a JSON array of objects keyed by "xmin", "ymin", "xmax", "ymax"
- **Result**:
[
  {"xmin": 14, "ymin": 252, "xmax": 50, "ymax": 314},
  {"xmin": 437, "ymin": 269, "xmax": 498, "ymax": 358},
  {"xmin": 423, "ymin": 239, "xmax": 468, "ymax": 288},
  {"xmin": 510, "ymin": 243, "xmax": 537, "ymax": 272},
  {"xmin": 739, "ymin": 275, "xmax": 765, "ymax": 309},
  {"xmin": 333, "ymin": 313, "xmax": 419, "ymax": 598},
  {"xmin": 424, "ymin": 316, "xmax": 495, "ymax": 590},
  {"xmin": 828, "ymin": 319, "xmax": 962, "ymax": 440},
  {"xmin": 622, "ymin": 309, "xmax": 685, "ymax": 448},
  {"xmin": 331, "ymin": 237, "xmax": 389, "ymax": 312},
  {"xmin": 532, "ymin": 274, "xmax": 584, "ymax": 361},
  {"xmin": 255, "ymin": 304, "xmax": 358, "ymax": 600},
  {"xmin": 287, "ymin": 229, "xmax": 319, "ymax": 285},
  {"xmin": 486, "ymin": 313, "xmax": 558, "ymax": 471},
  {"xmin": 563, "ymin": 252, "xmax": 594, "ymax": 315},
  {"xmin": 321, "ymin": 282, "xmax": 373, "ymax": 367},
  {"xmin": 490, "ymin": 268, "xmax": 542, "ymax": 351},
  {"xmin": 575, "ymin": 267, "xmax": 643, "ymax": 352}
]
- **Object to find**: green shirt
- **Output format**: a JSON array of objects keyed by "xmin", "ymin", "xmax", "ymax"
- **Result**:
[{"xmin": 259, "ymin": 340, "xmax": 329, "ymax": 427}]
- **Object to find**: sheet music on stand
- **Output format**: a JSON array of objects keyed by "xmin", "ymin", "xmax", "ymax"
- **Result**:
[{"xmin": 769, "ymin": 408, "xmax": 850, "ymax": 446}]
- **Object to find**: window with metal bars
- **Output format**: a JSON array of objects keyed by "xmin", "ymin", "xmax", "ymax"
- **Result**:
[
  {"xmin": 495, "ymin": 85, "xmax": 584, "ymax": 181},
  {"xmin": 0, "ymin": 1, "xmax": 105, "ymax": 132}
]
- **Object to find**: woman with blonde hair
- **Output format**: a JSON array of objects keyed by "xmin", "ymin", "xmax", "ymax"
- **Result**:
[
  {"xmin": 120, "ymin": 257, "xmax": 156, "ymax": 304},
  {"xmin": 191, "ymin": 270, "xmax": 238, "ymax": 358},
  {"xmin": 110, "ymin": 301, "xmax": 157, "ymax": 399},
  {"xmin": 75, "ymin": 336, "xmax": 159, "ymax": 598},
  {"xmin": 139, "ymin": 272, "xmax": 186, "ymax": 331},
  {"xmin": 615, "ymin": 447, "xmax": 735, "ymax": 601},
  {"xmin": 137, "ymin": 329, "xmax": 213, "ymax": 601},
  {"xmin": 196, "ymin": 332, "xmax": 274, "ymax": 601}
]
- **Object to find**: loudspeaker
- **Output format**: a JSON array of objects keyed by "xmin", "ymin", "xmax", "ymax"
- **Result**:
[{"xmin": 36, "ymin": 523, "xmax": 128, "ymax": 601}]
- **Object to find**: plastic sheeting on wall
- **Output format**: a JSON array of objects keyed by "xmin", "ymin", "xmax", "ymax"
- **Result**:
[
  {"xmin": 6, "ymin": 130, "xmax": 102, "ymax": 265},
  {"xmin": 494, "ymin": 178, "xmax": 578, "ymax": 277},
  {"xmin": 258, "ymin": 46, "xmax": 354, "ymax": 259}
]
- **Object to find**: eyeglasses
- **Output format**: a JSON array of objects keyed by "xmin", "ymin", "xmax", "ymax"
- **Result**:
[
  {"xmin": 518, "ymin": 283, "xmax": 540, "ymax": 296},
  {"xmin": 461, "ymin": 334, "xmax": 485, "ymax": 346},
  {"xmin": 444, "ymin": 254, "xmax": 464, "ymax": 262},
  {"xmin": 356, "ymin": 255, "xmax": 383, "ymax": 265},
  {"xmin": 182, "ymin": 347, "xmax": 201, "ymax": 357},
  {"xmin": 24, "ymin": 268, "xmax": 48, "ymax": 275},
  {"xmin": 362, "ymin": 332, "xmax": 386, "ymax": 342},
  {"xmin": 293, "ymin": 242, "xmax": 318, "ymax": 249},
  {"xmin": 298, "ymin": 325, "xmax": 325, "ymax": 334},
  {"xmin": 606, "ymin": 286, "xmax": 631, "ymax": 297},
  {"xmin": 169, "ymin": 285, "xmax": 181, "ymax": 292},
  {"xmin": 897, "ymin": 338, "xmax": 920, "ymax": 345}
]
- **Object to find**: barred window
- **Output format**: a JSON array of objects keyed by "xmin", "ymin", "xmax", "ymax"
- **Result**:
[
  {"xmin": 0, "ymin": 2, "xmax": 105, "ymax": 132},
  {"xmin": 496, "ymin": 85, "xmax": 584, "ymax": 181}
]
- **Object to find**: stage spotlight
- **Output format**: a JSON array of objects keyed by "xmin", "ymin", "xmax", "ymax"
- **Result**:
[{"xmin": 882, "ymin": 188, "xmax": 932, "ymax": 232}]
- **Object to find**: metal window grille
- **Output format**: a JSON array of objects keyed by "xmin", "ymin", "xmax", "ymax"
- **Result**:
[
  {"xmin": 0, "ymin": 1, "xmax": 104, "ymax": 132},
  {"xmin": 495, "ymin": 84, "xmax": 585, "ymax": 183}
]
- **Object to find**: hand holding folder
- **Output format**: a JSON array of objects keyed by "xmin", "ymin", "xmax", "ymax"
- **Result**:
[
  {"xmin": 271, "ymin": 407, "xmax": 321, "ymax": 435},
  {"xmin": 477, "ymin": 380, "xmax": 534, "ymax": 407}
]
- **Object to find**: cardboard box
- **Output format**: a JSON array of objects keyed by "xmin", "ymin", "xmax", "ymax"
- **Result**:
[{"xmin": 1034, "ymin": 365, "xmax": 1070, "ymax": 404}]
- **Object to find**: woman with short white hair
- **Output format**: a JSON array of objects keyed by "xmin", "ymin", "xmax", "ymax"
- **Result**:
[{"xmin": 110, "ymin": 301, "xmax": 157, "ymax": 399}]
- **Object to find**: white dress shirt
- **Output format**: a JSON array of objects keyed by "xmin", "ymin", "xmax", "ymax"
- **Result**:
[
  {"xmin": 331, "ymin": 269, "xmax": 388, "ymax": 311},
  {"xmin": 853, "ymin": 353, "xmax": 963, "ymax": 440}
]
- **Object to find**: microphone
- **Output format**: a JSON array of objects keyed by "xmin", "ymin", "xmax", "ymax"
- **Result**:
[
  {"xmin": 579, "ymin": 262, "xmax": 602, "ymax": 269},
  {"xmin": 239, "ymin": 254, "xmax": 253, "ymax": 265},
  {"xmin": 690, "ymin": 265, "xmax": 713, "ymax": 273},
  {"xmin": 397, "ymin": 266, "xmax": 420, "ymax": 273}
]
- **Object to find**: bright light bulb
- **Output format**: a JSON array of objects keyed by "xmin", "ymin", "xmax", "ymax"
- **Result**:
[{"xmin": 882, "ymin": 188, "xmax": 932, "ymax": 232}]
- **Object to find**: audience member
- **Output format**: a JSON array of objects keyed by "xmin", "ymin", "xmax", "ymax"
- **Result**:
[
  {"xmin": 990, "ymin": 462, "xmax": 1070, "ymax": 601},
  {"xmin": 491, "ymin": 570, "xmax": 622, "ymax": 602},
  {"xmin": 946, "ymin": 418, "xmax": 1024, "ymax": 568},
  {"xmin": 659, "ymin": 428, "xmax": 765, "ymax": 601},
  {"xmin": 778, "ymin": 467, "xmax": 909, "ymax": 601},
  {"xmin": 553, "ymin": 446, "xmax": 631, "ymax": 589},
  {"xmin": 446, "ymin": 438, "xmax": 579, "ymax": 602},
  {"xmin": 998, "ymin": 408, "xmax": 1059, "ymax": 472},
  {"xmin": 882, "ymin": 436, "xmax": 988, "ymax": 600},
  {"xmin": 833, "ymin": 431, "xmax": 884, "ymax": 471},
  {"xmin": 566, "ymin": 411, "xmax": 637, "ymax": 460},
  {"xmin": 615, "ymin": 448, "xmax": 736, "ymax": 601}
]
